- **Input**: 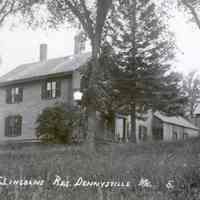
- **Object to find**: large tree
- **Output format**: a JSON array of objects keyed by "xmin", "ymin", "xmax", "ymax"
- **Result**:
[
  {"xmin": 21, "ymin": 0, "xmax": 114, "ymax": 150},
  {"xmin": 108, "ymin": 0, "xmax": 186, "ymax": 142},
  {"xmin": 81, "ymin": 43, "xmax": 124, "ymax": 136}
]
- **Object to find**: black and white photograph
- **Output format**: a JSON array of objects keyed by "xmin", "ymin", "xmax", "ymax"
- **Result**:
[{"xmin": 0, "ymin": 0, "xmax": 199, "ymax": 199}]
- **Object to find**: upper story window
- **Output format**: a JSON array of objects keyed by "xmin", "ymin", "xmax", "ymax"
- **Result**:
[
  {"xmin": 41, "ymin": 80, "xmax": 61, "ymax": 100},
  {"xmin": 5, "ymin": 115, "xmax": 22, "ymax": 137},
  {"xmin": 6, "ymin": 87, "xmax": 23, "ymax": 104}
]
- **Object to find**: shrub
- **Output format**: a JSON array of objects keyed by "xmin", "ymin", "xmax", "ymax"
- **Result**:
[{"xmin": 35, "ymin": 103, "xmax": 83, "ymax": 144}]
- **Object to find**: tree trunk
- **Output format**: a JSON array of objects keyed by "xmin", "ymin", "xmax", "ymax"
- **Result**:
[
  {"xmin": 75, "ymin": 0, "xmax": 112, "ymax": 150},
  {"xmin": 86, "ymin": 106, "xmax": 96, "ymax": 151},
  {"xmin": 129, "ymin": 103, "xmax": 137, "ymax": 142},
  {"xmin": 129, "ymin": 0, "xmax": 137, "ymax": 143},
  {"xmin": 85, "ymin": 38, "xmax": 101, "ymax": 150}
]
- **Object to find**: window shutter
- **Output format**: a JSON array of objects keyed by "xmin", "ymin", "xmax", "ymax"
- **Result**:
[
  {"xmin": 5, "ymin": 117, "xmax": 9, "ymax": 136},
  {"xmin": 41, "ymin": 81, "xmax": 46, "ymax": 99},
  {"xmin": 19, "ymin": 87, "xmax": 23, "ymax": 102},
  {"xmin": 139, "ymin": 126, "xmax": 142, "ymax": 140},
  {"xmin": 6, "ymin": 88, "xmax": 11, "ymax": 104},
  {"xmin": 56, "ymin": 80, "xmax": 61, "ymax": 97},
  {"xmin": 17, "ymin": 115, "xmax": 22, "ymax": 136}
]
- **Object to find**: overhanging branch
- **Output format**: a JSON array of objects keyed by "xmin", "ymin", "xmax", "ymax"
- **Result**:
[
  {"xmin": 64, "ymin": 0, "xmax": 94, "ymax": 40},
  {"xmin": 181, "ymin": 0, "xmax": 200, "ymax": 30}
]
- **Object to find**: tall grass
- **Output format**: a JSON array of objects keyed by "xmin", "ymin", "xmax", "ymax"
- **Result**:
[{"xmin": 0, "ymin": 137, "xmax": 200, "ymax": 199}]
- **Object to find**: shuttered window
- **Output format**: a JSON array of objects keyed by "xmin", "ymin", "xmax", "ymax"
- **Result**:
[
  {"xmin": 6, "ymin": 87, "xmax": 23, "ymax": 104},
  {"xmin": 41, "ymin": 80, "xmax": 61, "ymax": 99},
  {"xmin": 5, "ymin": 115, "xmax": 22, "ymax": 137}
]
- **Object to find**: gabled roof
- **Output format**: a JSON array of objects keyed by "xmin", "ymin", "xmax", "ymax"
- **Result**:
[
  {"xmin": 154, "ymin": 111, "xmax": 199, "ymax": 130},
  {"xmin": 0, "ymin": 52, "xmax": 91, "ymax": 86}
]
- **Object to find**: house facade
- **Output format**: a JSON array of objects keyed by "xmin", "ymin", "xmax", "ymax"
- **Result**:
[{"xmin": 0, "ymin": 42, "xmax": 90, "ymax": 142}]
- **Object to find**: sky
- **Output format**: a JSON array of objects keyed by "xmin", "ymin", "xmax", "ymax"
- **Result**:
[
  {"xmin": 0, "ymin": 9, "xmax": 199, "ymax": 76},
  {"xmin": 170, "ymin": 12, "xmax": 200, "ymax": 74}
]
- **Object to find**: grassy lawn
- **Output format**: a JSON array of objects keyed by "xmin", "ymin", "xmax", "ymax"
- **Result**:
[{"xmin": 0, "ymin": 138, "xmax": 200, "ymax": 199}]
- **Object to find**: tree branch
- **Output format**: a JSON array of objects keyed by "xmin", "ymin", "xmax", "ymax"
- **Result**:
[
  {"xmin": 181, "ymin": 0, "xmax": 200, "ymax": 30},
  {"xmin": 0, "ymin": 0, "xmax": 9, "ymax": 15},
  {"xmin": 0, "ymin": 0, "xmax": 15, "ymax": 25},
  {"xmin": 0, "ymin": 0, "xmax": 34, "ymax": 26},
  {"xmin": 64, "ymin": 0, "xmax": 94, "ymax": 40},
  {"xmin": 95, "ymin": 0, "xmax": 112, "ymax": 41},
  {"xmin": 79, "ymin": 0, "xmax": 94, "ymax": 36}
]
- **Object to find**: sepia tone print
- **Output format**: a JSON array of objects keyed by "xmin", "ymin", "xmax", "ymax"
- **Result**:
[{"xmin": 0, "ymin": 0, "xmax": 200, "ymax": 199}]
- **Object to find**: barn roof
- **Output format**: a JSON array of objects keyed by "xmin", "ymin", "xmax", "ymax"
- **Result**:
[
  {"xmin": 0, "ymin": 52, "xmax": 91, "ymax": 86},
  {"xmin": 154, "ymin": 111, "xmax": 199, "ymax": 130}
]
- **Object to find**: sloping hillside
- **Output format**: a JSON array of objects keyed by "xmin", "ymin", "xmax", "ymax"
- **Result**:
[{"xmin": 0, "ymin": 138, "xmax": 200, "ymax": 199}]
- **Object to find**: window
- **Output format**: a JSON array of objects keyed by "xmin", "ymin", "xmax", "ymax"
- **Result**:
[
  {"xmin": 6, "ymin": 87, "xmax": 23, "ymax": 104},
  {"xmin": 153, "ymin": 127, "xmax": 163, "ymax": 140},
  {"xmin": 152, "ymin": 117, "xmax": 163, "ymax": 140},
  {"xmin": 172, "ymin": 131, "xmax": 178, "ymax": 140},
  {"xmin": 138, "ymin": 125, "xmax": 147, "ymax": 141},
  {"xmin": 183, "ymin": 133, "xmax": 188, "ymax": 140},
  {"xmin": 41, "ymin": 80, "xmax": 61, "ymax": 99},
  {"xmin": 5, "ymin": 115, "xmax": 22, "ymax": 137}
]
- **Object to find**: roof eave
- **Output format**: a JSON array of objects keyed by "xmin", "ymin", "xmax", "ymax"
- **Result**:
[
  {"xmin": 0, "ymin": 71, "xmax": 73, "ymax": 87},
  {"xmin": 154, "ymin": 115, "xmax": 199, "ymax": 131}
]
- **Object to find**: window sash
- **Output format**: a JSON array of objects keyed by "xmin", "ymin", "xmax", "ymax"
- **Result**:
[
  {"xmin": 153, "ymin": 127, "xmax": 163, "ymax": 140},
  {"xmin": 6, "ymin": 87, "xmax": 23, "ymax": 104},
  {"xmin": 42, "ymin": 80, "xmax": 61, "ymax": 99},
  {"xmin": 5, "ymin": 116, "xmax": 22, "ymax": 137}
]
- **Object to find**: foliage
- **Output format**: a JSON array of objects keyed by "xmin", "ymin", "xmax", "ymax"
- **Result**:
[
  {"xmin": 81, "ymin": 44, "xmax": 122, "ymax": 127},
  {"xmin": 0, "ymin": 0, "xmax": 30, "ymax": 26},
  {"xmin": 18, "ymin": 0, "xmax": 113, "ymax": 53},
  {"xmin": 102, "ymin": 0, "xmax": 187, "ymax": 141},
  {"xmin": 182, "ymin": 70, "xmax": 200, "ymax": 118},
  {"xmin": 35, "ymin": 103, "xmax": 83, "ymax": 144},
  {"xmin": 0, "ymin": 0, "xmax": 38, "ymax": 65},
  {"xmin": 179, "ymin": 0, "xmax": 200, "ymax": 30},
  {"xmin": 81, "ymin": 0, "xmax": 187, "ymax": 123},
  {"xmin": 161, "ymin": 0, "xmax": 200, "ymax": 30}
]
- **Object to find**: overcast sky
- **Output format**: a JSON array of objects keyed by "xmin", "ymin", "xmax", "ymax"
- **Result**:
[{"xmin": 0, "ymin": 10, "xmax": 199, "ymax": 76}]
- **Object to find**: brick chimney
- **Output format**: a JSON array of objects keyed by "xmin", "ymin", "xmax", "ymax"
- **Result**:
[
  {"xmin": 74, "ymin": 32, "xmax": 85, "ymax": 55},
  {"xmin": 40, "ymin": 44, "xmax": 47, "ymax": 61}
]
